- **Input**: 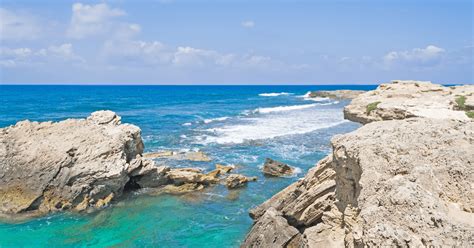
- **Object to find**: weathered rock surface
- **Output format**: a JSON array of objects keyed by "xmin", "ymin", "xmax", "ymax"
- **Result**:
[
  {"xmin": 0, "ymin": 111, "xmax": 169, "ymax": 216},
  {"xmin": 225, "ymin": 174, "xmax": 257, "ymax": 189},
  {"xmin": 262, "ymin": 158, "xmax": 295, "ymax": 177},
  {"xmin": 344, "ymin": 80, "xmax": 474, "ymax": 124},
  {"xmin": 143, "ymin": 150, "xmax": 211, "ymax": 162},
  {"xmin": 243, "ymin": 118, "xmax": 474, "ymax": 247},
  {"xmin": 309, "ymin": 90, "xmax": 366, "ymax": 99}
]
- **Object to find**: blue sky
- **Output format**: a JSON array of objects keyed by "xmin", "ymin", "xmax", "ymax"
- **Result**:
[{"xmin": 0, "ymin": 0, "xmax": 472, "ymax": 84}]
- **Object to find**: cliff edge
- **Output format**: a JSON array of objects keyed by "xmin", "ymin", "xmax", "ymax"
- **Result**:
[{"xmin": 242, "ymin": 81, "xmax": 474, "ymax": 247}]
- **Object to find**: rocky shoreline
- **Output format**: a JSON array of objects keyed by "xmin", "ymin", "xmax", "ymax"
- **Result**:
[
  {"xmin": 0, "ymin": 111, "xmax": 256, "ymax": 219},
  {"xmin": 242, "ymin": 81, "xmax": 474, "ymax": 247}
]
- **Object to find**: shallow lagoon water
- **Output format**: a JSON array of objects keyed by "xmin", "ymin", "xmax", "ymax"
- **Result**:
[{"xmin": 0, "ymin": 85, "xmax": 374, "ymax": 247}]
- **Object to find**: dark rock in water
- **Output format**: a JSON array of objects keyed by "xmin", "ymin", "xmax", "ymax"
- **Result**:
[
  {"xmin": 262, "ymin": 158, "xmax": 294, "ymax": 177},
  {"xmin": 225, "ymin": 174, "xmax": 257, "ymax": 189}
]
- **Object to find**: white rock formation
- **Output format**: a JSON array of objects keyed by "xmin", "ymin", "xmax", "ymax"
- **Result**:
[
  {"xmin": 243, "ymin": 81, "xmax": 474, "ymax": 247},
  {"xmin": 344, "ymin": 80, "xmax": 474, "ymax": 124},
  {"xmin": 0, "ymin": 111, "xmax": 169, "ymax": 216}
]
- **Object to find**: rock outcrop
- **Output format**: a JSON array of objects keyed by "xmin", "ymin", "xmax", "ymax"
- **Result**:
[
  {"xmin": 225, "ymin": 174, "xmax": 257, "ymax": 189},
  {"xmin": 143, "ymin": 150, "xmax": 211, "ymax": 162},
  {"xmin": 344, "ymin": 80, "xmax": 474, "ymax": 124},
  {"xmin": 0, "ymin": 111, "xmax": 169, "ymax": 216},
  {"xmin": 262, "ymin": 158, "xmax": 295, "ymax": 177},
  {"xmin": 243, "ymin": 81, "xmax": 474, "ymax": 247},
  {"xmin": 309, "ymin": 90, "xmax": 365, "ymax": 99}
]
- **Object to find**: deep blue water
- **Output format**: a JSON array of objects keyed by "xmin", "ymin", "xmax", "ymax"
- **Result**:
[{"xmin": 0, "ymin": 85, "xmax": 375, "ymax": 247}]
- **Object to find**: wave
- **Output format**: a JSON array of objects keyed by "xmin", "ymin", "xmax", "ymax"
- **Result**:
[
  {"xmin": 305, "ymin": 97, "xmax": 330, "ymax": 102},
  {"xmin": 252, "ymin": 104, "xmax": 318, "ymax": 114},
  {"xmin": 258, "ymin": 92, "xmax": 293, "ymax": 97},
  {"xmin": 182, "ymin": 122, "xmax": 192, "ymax": 126},
  {"xmin": 203, "ymin": 116, "xmax": 230, "ymax": 124},
  {"xmin": 196, "ymin": 105, "xmax": 348, "ymax": 144}
]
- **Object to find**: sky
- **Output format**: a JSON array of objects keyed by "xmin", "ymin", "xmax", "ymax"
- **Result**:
[{"xmin": 0, "ymin": 0, "xmax": 472, "ymax": 85}]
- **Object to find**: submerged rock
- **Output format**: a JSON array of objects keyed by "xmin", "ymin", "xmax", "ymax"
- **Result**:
[
  {"xmin": 309, "ymin": 90, "xmax": 365, "ymax": 99},
  {"xmin": 344, "ymin": 80, "xmax": 474, "ymax": 124},
  {"xmin": 0, "ymin": 111, "xmax": 169, "ymax": 216},
  {"xmin": 262, "ymin": 158, "xmax": 295, "ymax": 177},
  {"xmin": 225, "ymin": 174, "xmax": 257, "ymax": 189}
]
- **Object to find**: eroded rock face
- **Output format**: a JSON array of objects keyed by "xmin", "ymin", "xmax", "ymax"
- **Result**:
[
  {"xmin": 262, "ymin": 158, "xmax": 295, "ymax": 177},
  {"xmin": 0, "ymin": 111, "xmax": 168, "ymax": 216},
  {"xmin": 309, "ymin": 90, "xmax": 366, "ymax": 99},
  {"xmin": 344, "ymin": 80, "xmax": 474, "ymax": 124},
  {"xmin": 243, "ymin": 118, "xmax": 474, "ymax": 247}
]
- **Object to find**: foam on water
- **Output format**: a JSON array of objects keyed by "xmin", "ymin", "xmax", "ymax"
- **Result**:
[
  {"xmin": 197, "ymin": 103, "xmax": 347, "ymax": 144},
  {"xmin": 258, "ymin": 92, "xmax": 293, "ymax": 97},
  {"xmin": 203, "ymin": 116, "xmax": 230, "ymax": 124},
  {"xmin": 251, "ymin": 103, "xmax": 318, "ymax": 114}
]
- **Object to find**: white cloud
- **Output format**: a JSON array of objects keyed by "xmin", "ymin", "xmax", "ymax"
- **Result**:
[
  {"xmin": 383, "ymin": 45, "xmax": 445, "ymax": 67},
  {"xmin": 67, "ymin": 3, "xmax": 127, "ymax": 39},
  {"xmin": 0, "ymin": 8, "xmax": 42, "ymax": 41},
  {"xmin": 241, "ymin": 21, "xmax": 255, "ymax": 28},
  {"xmin": 0, "ymin": 44, "xmax": 84, "ymax": 67}
]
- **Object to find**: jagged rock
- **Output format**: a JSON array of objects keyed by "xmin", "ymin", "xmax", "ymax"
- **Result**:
[
  {"xmin": 215, "ymin": 164, "xmax": 234, "ymax": 174},
  {"xmin": 262, "ymin": 158, "xmax": 295, "ymax": 177},
  {"xmin": 344, "ymin": 80, "xmax": 474, "ymax": 124},
  {"xmin": 309, "ymin": 90, "xmax": 365, "ymax": 99},
  {"xmin": 225, "ymin": 174, "xmax": 257, "ymax": 189},
  {"xmin": 167, "ymin": 168, "xmax": 219, "ymax": 185},
  {"xmin": 143, "ymin": 150, "xmax": 211, "ymax": 162},
  {"xmin": 0, "ymin": 111, "xmax": 168, "ymax": 216},
  {"xmin": 241, "ymin": 207, "xmax": 301, "ymax": 248},
  {"xmin": 243, "ymin": 118, "xmax": 474, "ymax": 247}
]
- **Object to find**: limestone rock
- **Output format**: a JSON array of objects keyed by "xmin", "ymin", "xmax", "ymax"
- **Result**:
[
  {"xmin": 0, "ymin": 111, "xmax": 168, "ymax": 216},
  {"xmin": 344, "ymin": 80, "xmax": 474, "ymax": 124},
  {"xmin": 225, "ymin": 174, "xmax": 257, "ymax": 189},
  {"xmin": 309, "ymin": 90, "xmax": 365, "ymax": 99},
  {"xmin": 143, "ymin": 150, "xmax": 211, "ymax": 162},
  {"xmin": 241, "ymin": 207, "xmax": 301, "ymax": 248},
  {"xmin": 215, "ymin": 164, "xmax": 234, "ymax": 174},
  {"xmin": 262, "ymin": 158, "xmax": 295, "ymax": 177},
  {"xmin": 167, "ymin": 168, "xmax": 219, "ymax": 185},
  {"xmin": 243, "ymin": 118, "xmax": 474, "ymax": 247}
]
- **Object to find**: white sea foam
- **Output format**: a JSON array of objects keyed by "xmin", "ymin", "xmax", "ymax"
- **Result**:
[
  {"xmin": 182, "ymin": 122, "xmax": 192, "ymax": 126},
  {"xmin": 203, "ymin": 116, "xmax": 230, "ymax": 124},
  {"xmin": 197, "ymin": 105, "xmax": 348, "ymax": 144},
  {"xmin": 252, "ymin": 104, "xmax": 318, "ymax": 114},
  {"xmin": 298, "ymin": 91, "xmax": 330, "ymax": 102},
  {"xmin": 305, "ymin": 97, "xmax": 330, "ymax": 102},
  {"xmin": 258, "ymin": 92, "xmax": 293, "ymax": 97}
]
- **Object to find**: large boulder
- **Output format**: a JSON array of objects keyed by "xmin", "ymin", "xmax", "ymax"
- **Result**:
[
  {"xmin": 225, "ymin": 174, "xmax": 257, "ymax": 189},
  {"xmin": 0, "ymin": 111, "xmax": 169, "ymax": 216},
  {"xmin": 243, "ymin": 118, "xmax": 474, "ymax": 247},
  {"xmin": 262, "ymin": 158, "xmax": 295, "ymax": 177},
  {"xmin": 344, "ymin": 80, "xmax": 474, "ymax": 124}
]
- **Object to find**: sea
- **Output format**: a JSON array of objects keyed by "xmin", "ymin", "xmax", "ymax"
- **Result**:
[{"xmin": 0, "ymin": 85, "xmax": 376, "ymax": 247}]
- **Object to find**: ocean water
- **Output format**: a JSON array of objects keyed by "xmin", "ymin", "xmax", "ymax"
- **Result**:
[{"xmin": 0, "ymin": 85, "xmax": 375, "ymax": 247}]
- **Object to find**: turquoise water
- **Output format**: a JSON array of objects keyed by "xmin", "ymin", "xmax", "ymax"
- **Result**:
[{"xmin": 0, "ymin": 85, "xmax": 374, "ymax": 247}]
